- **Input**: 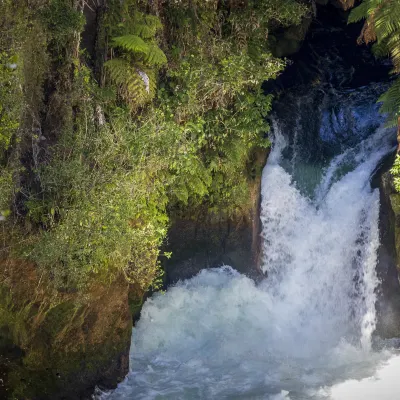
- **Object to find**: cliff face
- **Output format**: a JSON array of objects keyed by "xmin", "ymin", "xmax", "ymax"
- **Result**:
[
  {"xmin": 165, "ymin": 149, "xmax": 268, "ymax": 284},
  {"xmin": 376, "ymin": 170, "xmax": 400, "ymax": 338},
  {"xmin": 0, "ymin": 260, "xmax": 132, "ymax": 399}
]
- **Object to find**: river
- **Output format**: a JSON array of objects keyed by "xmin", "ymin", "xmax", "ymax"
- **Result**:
[{"xmin": 96, "ymin": 63, "xmax": 400, "ymax": 399}]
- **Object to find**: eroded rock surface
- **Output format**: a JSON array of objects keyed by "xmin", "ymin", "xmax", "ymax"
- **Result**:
[{"xmin": 0, "ymin": 261, "xmax": 131, "ymax": 399}]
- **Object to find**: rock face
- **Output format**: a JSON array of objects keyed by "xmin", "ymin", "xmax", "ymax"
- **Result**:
[
  {"xmin": 164, "ymin": 150, "xmax": 268, "ymax": 284},
  {"xmin": 0, "ymin": 261, "xmax": 132, "ymax": 399},
  {"xmin": 376, "ymin": 169, "xmax": 400, "ymax": 338},
  {"xmin": 273, "ymin": 16, "xmax": 312, "ymax": 58}
]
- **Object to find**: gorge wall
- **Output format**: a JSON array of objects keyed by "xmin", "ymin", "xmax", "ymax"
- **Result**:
[{"xmin": 1, "ymin": 1, "xmax": 400, "ymax": 399}]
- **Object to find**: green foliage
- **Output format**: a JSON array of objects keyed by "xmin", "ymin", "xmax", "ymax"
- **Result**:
[
  {"xmin": 379, "ymin": 76, "xmax": 400, "ymax": 122},
  {"xmin": 0, "ymin": 1, "xmax": 27, "ymax": 222},
  {"xmin": 25, "ymin": 79, "xmax": 168, "ymax": 289},
  {"xmin": 111, "ymin": 35, "xmax": 149, "ymax": 54},
  {"xmin": 40, "ymin": 0, "xmax": 85, "ymax": 54},
  {"xmin": 0, "ymin": 168, "xmax": 15, "ymax": 217},
  {"xmin": 0, "ymin": 53, "xmax": 20, "ymax": 152},
  {"xmin": 0, "ymin": 0, "xmax": 308, "ymax": 290},
  {"xmin": 391, "ymin": 154, "xmax": 400, "ymax": 192},
  {"xmin": 104, "ymin": 58, "xmax": 154, "ymax": 106},
  {"xmin": 104, "ymin": 8, "xmax": 166, "ymax": 109},
  {"xmin": 153, "ymin": 0, "xmax": 303, "ymax": 214},
  {"xmin": 350, "ymin": 0, "xmax": 400, "ymax": 126}
]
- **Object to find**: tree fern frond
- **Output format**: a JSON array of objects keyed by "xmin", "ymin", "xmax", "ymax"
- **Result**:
[
  {"xmin": 348, "ymin": 0, "xmax": 374, "ymax": 23},
  {"xmin": 351, "ymin": 0, "xmax": 400, "ymax": 123},
  {"xmin": 111, "ymin": 35, "xmax": 149, "ymax": 55},
  {"xmin": 144, "ymin": 14, "xmax": 163, "ymax": 32},
  {"xmin": 372, "ymin": 40, "xmax": 390, "ymax": 58},
  {"xmin": 144, "ymin": 43, "xmax": 168, "ymax": 66},
  {"xmin": 104, "ymin": 58, "xmax": 133, "ymax": 86},
  {"xmin": 378, "ymin": 77, "xmax": 400, "ymax": 126},
  {"xmin": 131, "ymin": 24, "xmax": 158, "ymax": 39},
  {"xmin": 105, "ymin": 58, "xmax": 152, "ymax": 108},
  {"xmin": 124, "ymin": 12, "xmax": 163, "ymax": 39},
  {"xmin": 105, "ymin": 10, "xmax": 165, "ymax": 109}
]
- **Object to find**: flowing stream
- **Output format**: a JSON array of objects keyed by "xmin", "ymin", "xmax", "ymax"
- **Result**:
[{"xmin": 98, "ymin": 79, "xmax": 400, "ymax": 399}]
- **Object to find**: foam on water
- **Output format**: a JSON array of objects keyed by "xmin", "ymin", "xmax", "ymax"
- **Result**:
[{"xmin": 97, "ymin": 117, "xmax": 399, "ymax": 399}]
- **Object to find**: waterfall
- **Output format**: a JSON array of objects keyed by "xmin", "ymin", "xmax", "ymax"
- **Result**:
[
  {"xmin": 260, "ymin": 121, "xmax": 393, "ymax": 356},
  {"xmin": 98, "ymin": 84, "xmax": 399, "ymax": 399}
]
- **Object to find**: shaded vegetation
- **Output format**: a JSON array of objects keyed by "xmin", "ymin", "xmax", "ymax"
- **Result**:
[
  {"xmin": 0, "ymin": 0, "xmax": 309, "ymax": 291},
  {"xmin": 0, "ymin": 1, "xmax": 310, "ymax": 396},
  {"xmin": 350, "ymin": 0, "xmax": 400, "ymax": 127},
  {"xmin": 349, "ymin": 1, "xmax": 400, "ymax": 192}
]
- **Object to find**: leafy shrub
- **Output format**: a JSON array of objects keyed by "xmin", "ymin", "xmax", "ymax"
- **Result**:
[
  {"xmin": 349, "ymin": 0, "xmax": 400, "ymax": 126},
  {"xmin": 104, "ymin": 10, "xmax": 166, "ymax": 109},
  {"xmin": 0, "ymin": 0, "xmax": 309, "ymax": 290}
]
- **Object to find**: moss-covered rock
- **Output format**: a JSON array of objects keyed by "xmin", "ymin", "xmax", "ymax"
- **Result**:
[
  {"xmin": 375, "ymin": 169, "xmax": 400, "ymax": 338},
  {"xmin": 0, "ymin": 260, "xmax": 132, "ymax": 399},
  {"xmin": 272, "ymin": 16, "xmax": 313, "ymax": 58},
  {"xmin": 165, "ymin": 149, "xmax": 268, "ymax": 284}
]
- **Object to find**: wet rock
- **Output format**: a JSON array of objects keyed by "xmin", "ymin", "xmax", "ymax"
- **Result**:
[
  {"xmin": 164, "ymin": 150, "xmax": 268, "ymax": 284},
  {"xmin": 376, "ymin": 169, "xmax": 400, "ymax": 338},
  {"xmin": 273, "ymin": 16, "xmax": 312, "ymax": 58},
  {"xmin": 330, "ymin": 0, "xmax": 355, "ymax": 10},
  {"xmin": 0, "ymin": 261, "xmax": 132, "ymax": 399}
]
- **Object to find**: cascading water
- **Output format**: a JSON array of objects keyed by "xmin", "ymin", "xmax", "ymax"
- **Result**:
[
  {"xmin": 97, "ymin": 76, "xmax": 400, "ymax": 399},
  {"xmin": 96, "ymin": 7, "xmax": 400, "ymax": 397}
]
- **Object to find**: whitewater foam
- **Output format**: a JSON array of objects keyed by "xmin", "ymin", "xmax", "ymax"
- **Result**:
[{"xmin": 98, "ymin": 118, "xmax": 396, "ymax": 399}]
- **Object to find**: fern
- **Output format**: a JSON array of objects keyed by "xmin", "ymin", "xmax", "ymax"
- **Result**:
[
  {"xmin": 129, "ymin": 12, "xmax": 163, "ymax": 39},
  {"xmin": 372, "ymin": 41, "xmax": 390, "ymax": 58},
  {"xmin": 350, "ymin": 0, "xmax": 400, "ymax": 124},
  {"xmin": 104, "ymin": 58, "xmax": 132, "ymax": 86},
  {"xmin": 144, "ymin": 43, "xmax": 167, "ymax": 66},
  {"xmin": 111, "ymin": 35, "xmax": 149, "ymax": 54},
  {"xmin": 104, "ymin": 58, "xmax": 149, "ymax": 107},
  {"xmin": 379, "ymin": 77, "xmax": 400, "ymax": 126},
  {"xmin": 105, "ymin": 10, "xmax": 167, "ymax": 109},
  {"xmin": 348, "ymin": 1, "xmax": 373, "ymax": 23}
]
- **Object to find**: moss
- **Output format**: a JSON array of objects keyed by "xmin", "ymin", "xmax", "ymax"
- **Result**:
[
  {"xmin": 390, "ymin": 193, "xmax": 400, "ymax": 272},
  {"xmin": 0, "ymin": 261, "xmax": 132, "ymax": 399},
  {"xmin": 6, "ymin": 334, "xmax": 130, "ymax": 399},
  {"xmin": 390, "ymin": 193, "xmax": 400, "ymax": 216},
  {"xmin": 40, "ymin": 302, "xmax": 78, "ymax": 339},
  {"xmin": 128, "ymin": 283, "xmax": 147, "ymax": 323}
]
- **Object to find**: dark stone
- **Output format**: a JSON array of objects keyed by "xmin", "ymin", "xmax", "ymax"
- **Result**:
[
  {"xmin": 264, "ymin": 3, "xmax": 392, "ymax": 94},
  {"xmin": 273, "ymin": 17, "xmax": 313, "ymax": 58},
  {"xmin": 82, "ymin": 5, "xmax": 98, "ymax": 65},
  {"xmin": 0, "ymin": 262, "xmax": 132, "ymax": 400},
  {"xmin": 164, "ymin": 151, "xmax": 268, "ymax": 285},
  {"xmin": 165, "ymin": 214, "xmax": 262, "ymax": 284},
  {"xmin": 376, "ymin": 169, "xmax": 400, "ymax": 338}
]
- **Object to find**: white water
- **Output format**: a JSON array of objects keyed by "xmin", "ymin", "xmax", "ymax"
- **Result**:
[{"xmin": 98, "ymin": 119, "xmax": 398, "ymax": 399}]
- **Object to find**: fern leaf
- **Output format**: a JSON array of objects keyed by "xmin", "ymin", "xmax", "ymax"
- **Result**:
[
  {"xmin": 144, "ymin": 43, "xmax": 167, "ymax": 66},
  {"xmin": 105, "ymin": 58, "xmax": 151, "ymax": 108},
  {"xmin": 111, "ymin": 35, "xmax": 149, "ymax": 55},
  {"xmin": 378, "ymin": 77, "xmax": 400, "ymax": 126},
  {"xmin": 348, "ymin": 0, "xmax": 372, "ymax": 23},
  {"xmin": 124, "ymin": 12, "xmax": 163, "ymax": 39},
  {"xmin": 131, "ymin": 24, "xmax": 157, "ymax": 39},
  {"xmin": 104, "ymin": 58, "xmax": 132, "ymax": 86},
  {"xmin": 372, "ymin": 41, "xmax": 390, "ymax": 58}
]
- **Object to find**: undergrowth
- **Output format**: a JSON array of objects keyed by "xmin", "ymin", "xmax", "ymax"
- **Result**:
[{"xmin": 0, "ymin": 0, "xmax": 308, "ymax": 290}]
